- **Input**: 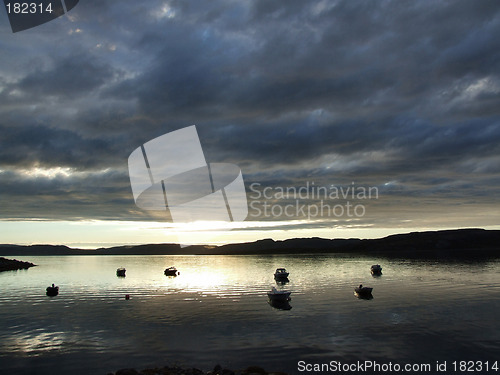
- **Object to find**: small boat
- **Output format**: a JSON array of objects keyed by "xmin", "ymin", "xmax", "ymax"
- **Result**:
[
  {"xmin": 274, "ymin": 268, "xmax": 289, "ymax": 280},
  {"xmin": 354, "ymin": 284, "xmax": 373, "ymax": 297},
  {"xmin": 371, "ymin": 264, "xmax": 382, "ymax": 275},
  {"xmin": 116, "ymin": 267, "xmax": 126, "ymax": 277},
  {"xmin": 275, "ymin": 277, "xmax": 289, "ymax": 285},
  {"xmin": 164, "ymin": 266, "xmax": 179, "ymax": 276},
  {"xmin": 46, "ymin": 284, "xmax": 59, "ymax": 296},
  {"xmin": 267, "ymin": 287, "xmax": 291, "ymax": 302}
]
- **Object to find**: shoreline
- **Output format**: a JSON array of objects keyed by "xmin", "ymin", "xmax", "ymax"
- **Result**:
[
  {"xmin": 0, "ymin": 228, "xmax": 499, "ymax": 257},
  {"xmin": 109, "ymin": 364, "xmax": 288, "ymax": 375}
]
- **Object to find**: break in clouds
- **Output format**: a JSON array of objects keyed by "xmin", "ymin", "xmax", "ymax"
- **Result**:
[{"xmin": 0, "ymin": 0, "xmax": 499, "ymax": 230}]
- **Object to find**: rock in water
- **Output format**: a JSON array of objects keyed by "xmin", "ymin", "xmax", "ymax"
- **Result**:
[
  {"xmin": 115, "ymin": 369, "xmax": 139, "ymax": 375},
  {"xmin": 0, "ymin": 257, "xmax": 36, "ymax": 272}
]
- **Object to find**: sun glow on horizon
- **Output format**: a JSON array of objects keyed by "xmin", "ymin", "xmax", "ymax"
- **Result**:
[{"xmin": 1, "ymin": 219, "xmax": 499, "ymax": 249}]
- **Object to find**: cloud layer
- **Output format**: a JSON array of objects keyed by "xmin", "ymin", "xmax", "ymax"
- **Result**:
[{"xmin": 0, "ymin": 0, "xmax": 499, "ymax": 233}]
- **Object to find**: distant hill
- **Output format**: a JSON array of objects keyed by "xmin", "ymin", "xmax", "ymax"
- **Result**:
[
  {"xmin": 0, "ymin": 228, "xmax": 498, "ymax": 258},
  {"xmin": 201, "ymin": 228, "xmax": 500, "ymax": 257},
  {"xmin": 0, "ymin": 243, "xmax": 184, "ymax": 256}
]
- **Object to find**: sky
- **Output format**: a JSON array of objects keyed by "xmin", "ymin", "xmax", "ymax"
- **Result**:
[{"xmin": 0, "ymin": 0, "xmax": 499, "ymax": 247}]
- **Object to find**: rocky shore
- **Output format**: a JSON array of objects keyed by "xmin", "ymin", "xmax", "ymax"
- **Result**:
[
  {"xmin": 0, "ymin": 257, "xmax": 36, "ymax": 272},
  {"xmin": 109, "ymin": 364, "xmax": 288, "ymax": 375}
]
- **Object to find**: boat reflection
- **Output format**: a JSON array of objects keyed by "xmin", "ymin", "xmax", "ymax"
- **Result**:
[
  {"xmin": 354, "ymin": 292, "xmax": 374, "ymax": 300},
  {"xmin": 268, "ymin": 299, "xmax": 292, "ymax": 310}
]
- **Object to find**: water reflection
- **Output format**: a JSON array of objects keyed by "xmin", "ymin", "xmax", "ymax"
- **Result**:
[{"xmin": 2, "ymin": 331, "xmax": 65, "ymax": 354}]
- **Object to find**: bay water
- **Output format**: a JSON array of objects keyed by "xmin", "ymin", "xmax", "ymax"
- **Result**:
[{"xmin": 1, "ymin": 254, "xmax": 499, "ymax": 374}]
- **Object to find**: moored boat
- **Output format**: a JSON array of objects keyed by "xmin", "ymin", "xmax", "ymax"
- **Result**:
[
  {"xmin": 274, "ymin": 268, "xmax": 289, "ymax": 280},
  {"xmin": 164, "ymin": 266, "xmax": 179, "ymax": 276},
  {"xmin": 371, "ymin": 264, "xmax": 382, "ymax": 275},
  {"xmin": 267, "ymin": 287, "xmax": 291, "ymax": 302},
  {"xmin": 46, "ymin": 284, "xmax": 59, "ymax": 296},
  {"xmin": 116, "ymin": 267, "xmax": 126, "ymax": 277},
  {"xmin": 354, "ymin": 284, "xmax": 373, "ymax": 297}
]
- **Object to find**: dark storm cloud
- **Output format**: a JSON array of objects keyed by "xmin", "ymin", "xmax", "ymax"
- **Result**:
[
  {"xmin": 0, "ymin": 124, "xmax": 128, "ymax": 169},
  {"xmin": 0, "ymin": 50, "xmax": 123, "ymax": 110},
  {"xmin": 119, "ymin": 0, "xmax": 500, "ymax": 119},
  {"xmin": 100, "ymin": 0, "xmax": 500, "ymax": 162},
  {"xmin": 15, "ymin": 54, "xmax": 118, "ymax": 98},
  {"xmin": 0, "ymin": 0, "xmax": 499, "ymax": 224}
]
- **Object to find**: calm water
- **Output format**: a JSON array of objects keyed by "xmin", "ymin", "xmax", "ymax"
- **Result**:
[{"xmin": 1, "ymin": 255, "xmax": 499, "ymax": 374}]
